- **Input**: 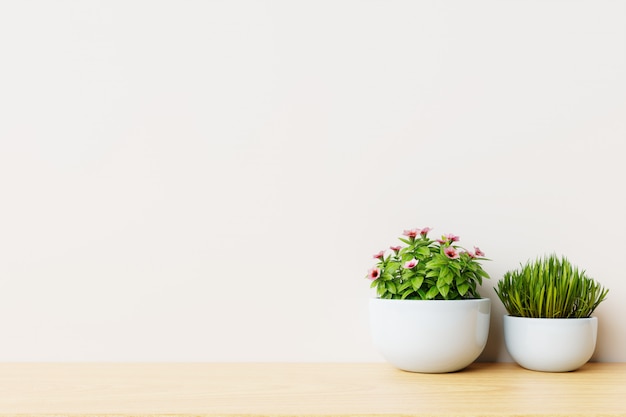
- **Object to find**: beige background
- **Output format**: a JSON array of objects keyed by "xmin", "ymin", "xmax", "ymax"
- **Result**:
[{"xmin": 0, "ymin": 0, "xmax": 624, "ymax": 362}]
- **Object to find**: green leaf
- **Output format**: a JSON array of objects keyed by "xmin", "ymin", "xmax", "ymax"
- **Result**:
[
  {"xmin": 425, "ymin": 270, "xmax": 439, "ymax": 278},
  {"xmin": 386, "ymin": 281, "xmax": 397, "ymax": 294},
  {"xmin": 425, "ymin": 286, "xmax": 440, "ymax": 299},
  {"xmin": 400, "ymin": 253, "xmax": 412, "ymax": 262},
  {"xmin": 398, "ymin": 280, "xmax": 412, "ymax": 292},
  {"xmin": 458, "ymin": 282, "xmax": 470, "ymax": 296},
  {"xmin": 411, "ymin": 276, "xmax": 424, "ymax": 291},
  {"xmin": 477, "ymin": 268, "xmax": 490, "ymax": 279},
  {"xmin": 439, "ymin": 284, "xmax": 450, "ymax": 298},
  {"xmin": 386, "ymin": 262, "xmax": 401, "ymax": 275},
  {"xmin": 439, "ymin": 267, "xmax": 453, "ymax": 285},
  {"xmin": 448, "ymin": 261, "xmax": 461, "ymax": 271},
  {"xmin": 377, "ymin": 285, "xmax": 387, "ymax": 297},
  {"xmin": 455, "ymin": 275, "xmax": 466, "ymax": 286},
  {"xmin": 466, "ymin": 262, "xmax": 478, "ymax": 272},
  {"xmin": 426, "ymin": 258, "xmax": 446, "ymax": 268},
  {"xmin": 401, "ymin": 289, "xmax": 414, "ymax": 300},
  {"xmin": 437, "ymin": 276, "xmax": 446, "ymax": 290}
]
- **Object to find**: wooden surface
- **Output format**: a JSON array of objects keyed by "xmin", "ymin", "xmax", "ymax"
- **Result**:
[{"xmin": 0, "ymin": 362, "xmax": 625, "ymax": 416}]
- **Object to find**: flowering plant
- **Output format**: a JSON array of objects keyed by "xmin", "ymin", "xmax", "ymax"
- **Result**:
[{"xmin": 367, "ymin": 228, "xmax": 490, "ymax": 300}]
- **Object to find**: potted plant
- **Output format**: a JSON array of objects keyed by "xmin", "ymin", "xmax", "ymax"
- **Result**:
[
  {"xmin": 367, "ymin": 227, "xmax": 491, "ymax": 373},
  {"xmin": 494, "ymin": 254, "xmax": 609, "ymax": 372}
]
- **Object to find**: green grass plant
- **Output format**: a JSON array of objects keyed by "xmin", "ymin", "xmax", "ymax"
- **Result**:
[{"xmin": 494, "ymin": 254, "xmax": 608, "ymax": 318}]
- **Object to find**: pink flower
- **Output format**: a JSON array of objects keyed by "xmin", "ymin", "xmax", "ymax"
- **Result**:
[
  {"xmin": 367, "ymin": 267, "xmax": 381, "ymax": 281},
  {"xmin": 464, "ymin": 251, "xmax": 476, "ymax": 258},
  {"xmin": 373, "ymin": 250, "xmax": 385, "ymax": 259},
  {"xmin": 403, "ymin": 229, "xmax": 420, "ymax": 238},
  {"xmin": 474, "ymin": 247, "xmax": 485, "ymax": 257},
  {"xmin": 445, "ymin": 233, "xmax": 460, "ymax": 242},
  {"xmin": 420, "ymin": 227, "xmax": 432, "ymax": 236},
  {"xmin": 437, "ymin": 233, "xmax": 459, "ymax": 245},
  {"xmin": 390, "ymin": 246, "xmax": 402, "ymax": 253},
  {"xmin": 444, "ymin": 246, "xmax": 459, "ymax": 259},
  {"xmin": 404, "ymin": 259, "xmax": 418, "ymax": 269}
]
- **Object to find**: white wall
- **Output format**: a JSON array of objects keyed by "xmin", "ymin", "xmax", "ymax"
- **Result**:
[{"xmin": 0, "ymin": 0, "xmax": 624, "ymax": 362}]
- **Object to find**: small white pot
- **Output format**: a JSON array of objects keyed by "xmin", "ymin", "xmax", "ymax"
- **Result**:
[
  {"xmin": 503, "ymin": 315, "xmax": 598, "ymax": 372},
  {"xmin": 369, "ymin": 298, "xmax": 491, "ymax": 373}
]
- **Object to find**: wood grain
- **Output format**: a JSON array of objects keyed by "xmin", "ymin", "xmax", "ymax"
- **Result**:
[{"xmin": 0, "ymin": 362, "xmax": 624, "ymax": 416}]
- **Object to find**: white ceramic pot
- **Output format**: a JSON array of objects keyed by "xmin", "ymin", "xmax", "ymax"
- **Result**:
[
  {"xmin": 503, "ymin": 315, "xmax": 598, "ymax": 372},
  {"xmin": 369, "ymin": 298, "xmax": 491, "ymax": 373}
]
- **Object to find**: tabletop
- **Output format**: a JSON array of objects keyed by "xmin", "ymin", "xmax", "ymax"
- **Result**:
[{"xmin": 0, "ymin": 362, "xmax": 625, "ymax": 416}]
